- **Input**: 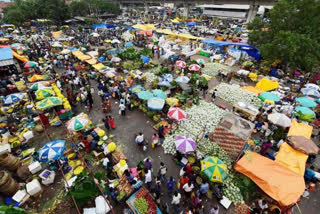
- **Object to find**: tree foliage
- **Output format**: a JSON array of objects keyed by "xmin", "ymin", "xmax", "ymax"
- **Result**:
[
  {"xmin": 3, "ymin": 0, "xmax": 120, "ymax": 25},
  {"xmin": 248, "ymin": 0, "xmax": 320, "ymax": 71}
]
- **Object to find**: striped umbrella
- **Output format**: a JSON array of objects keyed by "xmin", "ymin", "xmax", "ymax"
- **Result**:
[
  {"xmin": 38, "ymin": 140, "xmax": 66, "ymax": 162},
  {"xmin": 3, "ymin": 93, "xmax": 25, "ymax": 105},
  {"xmin": 67, "ymin": 113, "xmax": 90, "ymax": 131},
  {"xmin": 201, "ymin": 156, "xmax": 228, "ymax": 183},
  {"xmin": 168, "ymin": 107, "xmax": 187, "ymax": 121},
  {"xmin": 188, "ymin": 64, "xmax": 201, "ymax": 71},
  {"xmin": 24, "ymin": 61, "xmax": 38, "ymax": 69},
  {"xmin": 176, "ymin": 60, "xmax": 186, "ymax": 68},
  {"xmin": 175, "ymin": 136, "xmax": 196, "ymax": 154}
]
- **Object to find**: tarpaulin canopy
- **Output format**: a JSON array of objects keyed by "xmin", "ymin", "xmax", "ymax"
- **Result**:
[
  {"xmin": 52, "ymin": 31, "xmax": 62, "ymax": 39},
  {"xmin": 12, "ymin": 50, "xmax": 28, "ymax": 62},
  {"xmin": 92, "ymin": 63, "xmax": 105, "ymax": 71},
  {"xmin": 275, "ymin": 143, "xmax": 308, "ymax": 176},
  {"xmin": 156, "ymin": 29, "xmax": 174, "ymax": 35},
  {"xmin": 132, "ymin": 24, "xmax": 155, "ymax": 30},
  {"xmin": 288, "ymin": 136, "xmax": 319, "ymax": 155},
  {"xmin": 202, "ymin": 38, "xmax": 261, "ymax": 60},
  {"xmin": 93, "ymin": 24, "xmax": 116, "ymax": 29},
  {"xmin": 287, "ymin": 119, "xmax": 313, "ymax": 139},
  {"xmin": 86, "ymin": 58, "xmax": 97, "ymax": 65},
  {"xmin": 0, "ymin": 47, "xmax": 14, "ymax": 66},
  {"xmin": 235, "ymin": 152, "xmax": 305, "ymax": 206},
  {"xmin": 241, "ymin": 86, "xmax": 262, "ymax": 94},
  {"xmin": 255, "ymin": 79, "xmax": 279, "ymax": 92}
]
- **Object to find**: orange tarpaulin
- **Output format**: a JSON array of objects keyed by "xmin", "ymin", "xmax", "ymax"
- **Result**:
[
  {"xmin": 275, "ymin": 143, "xmax": 308, "ymax": 176},
  {"xmin": 287, "ymin": 119, "xmax": 313, "ymax": 139},
  {"xmin": 234, "ymin": 152, "xmax": 305, "ymax": 206},
  {"xmin": 12, "ymin": 50, "xmax": 28, "ymax": 62},
  {"xmin": 241, "ymin": 86, "xmax": 263, "ymax": 94}
]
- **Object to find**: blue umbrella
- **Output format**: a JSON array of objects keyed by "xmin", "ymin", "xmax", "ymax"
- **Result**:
[
  {"xmin": 3, "ymin": 93, "xmax": 25, "ymax": 105},
  {"xmin": 175, "ymin": 76, "xmax": 190, "ymax": 84},
  {"xmin": 69, "ymin": 48, "xmax": 78, "ymax": 52},
  {"xmin": 38, "ymin": 140, "xmax": 66, "ymax": 162},
  {"xmin": 296, "ymin": 97, "xmax": 317, "ymax": 108},
  {"xmin": 152, "ymin": 89, "xmax": 166, "ymax": 99},
  {"xmin": 295, "ymin": 106, "xmax": 315, "ymax": 116},
  {"xmin": 158, "ymin": 74, "xmax": 173, "ymax": 87},
  {"xmin": 259, "ymin": 92, "xmax": 280, "ymax": 102},
  {"xmin": 141, "ymin": 56, "xmax": 150, "ymax": 64},
  {"xmin": 301, "ymin": 88, "xmax": 320, "ymax": 98},
  {"xmin": 125, "ymin": 42, "xmax": 133, "ymax": 47},
  {"xmin": 148, "ymin": 97, "xmax": 165, "ymax": 110},
  {"xmin": 98, "ymin": 56, "xmax": 106, "ymax": 62},
  {"xmin": 138, "ymin": 91, "xmax": 153, "ymax": 100}
]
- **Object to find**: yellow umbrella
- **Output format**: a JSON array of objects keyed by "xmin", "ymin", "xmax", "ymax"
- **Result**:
[
  {"xmin": 166, "ymin": 97, "xmax": 179, "ymax": 106},
  {"xmin": 35, "ymin": 88, "xmax": 55, "ymax": 100},
  {"xmin": 201, "ymin": 156, "xmax": 228, "ymax": 183},
  {"xmin": 28, "ymin": 75, "xmax": 44, "ymax": 82},
  {"xmin": 36, "ymin": 97, "xmax": 63, "ymax": 110}
]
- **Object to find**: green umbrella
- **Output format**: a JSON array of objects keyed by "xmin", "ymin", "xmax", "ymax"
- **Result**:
[
  {"xmin": 200, "ymin": 156, "xmax": 228, "ymax": 183},
  {"xmin": 152, "ymin": 89, "xmax": 166, "ymax": 99},
  {"xmin": 36, "ymin": 97, "xmax": 63, "ymax": 110}
]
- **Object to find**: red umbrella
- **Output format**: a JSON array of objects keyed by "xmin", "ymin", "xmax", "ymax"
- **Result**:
[
  {"xmin": 168, "ymin": 107, "xmax": 187, "ymax": 121},
  {"xmin": 176, "ymin": 60, "xmax": 186, "ymax": 68},
  {"xmin": 188, "ymin": 64, "xmax": 201, "ymax": 71}
]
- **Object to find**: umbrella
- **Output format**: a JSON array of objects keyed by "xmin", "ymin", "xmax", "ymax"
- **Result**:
[
  {"xmin": 175, "ymin": 136, "xmax": 196, "ymax": 154},
  {"xmin": 152, "ymin": 89, "xmax": 166, "ymax": 99},
  {"xmin": 35, "ymin": 88, "xmax": 54, "ymax": 100},
  {"xmin": 295, "ymin": 106, "xmax": 315, "ymax": 116},
  {"xmin": 201, "ymin": 157, "xmax": 228, "ymax": 183},
  {"xmin": 242, "ymin": 61, "xmax": 253, "ymax": 67},
  {"xmin": 3, "ymin": 93, "xmax": 25, "ymax": 105},
  {"xmin": 141, "ymin": 56, "xmax": 150, "ymax": 64},
  {"xmin": 52, "ymin": 42, "xmax": 62, "ymax": 47},
  {"xmin": 24, "ymin": 61, "xmax": 38, "ymax": 69},
  {"xmin": 175, "ymin": 76, "xmax": 190, "ymax": 84},
  {"xmin": 36, "ymin": 97, "xmax": 63, "ymax": 110},
  {"xmin": 176, "ymin": 60, "xmax": 186, "ymax": 68},
  {"xmin": 259, "ymin": 92, "xmax": 280, "ymax": 102},
  {"xmin": 158, "ymin": 74, "xmax": 173, "ymax": 87},
  {"xmin": 304, "ymin": 83, "xmax": 319, "ymax": 91},
  {"xmin": 147, "ymin": 97, "xmax": 165, "ymax": 110},
  {"xmin": 267, "ymin": 113, "xmax": 291, "ymax": 127},
  {"xmin": 98, "ymin": 56, "xmax": 106, "ymax": 62},
  {"xmin": 138, "ymin": 91, "xmax": 153, "ymax": 100},
  {"xmin": 28, "ymin": 75, "xmax": 44, "ymax": 82},
  {"xmin": 125, "ymin": 42, "xmax": 133, "ymax": 47},
  {"xmin": 29, "ymin": 81, "xmax": 50, "ymax": 90},
  {"xmin": 66, "ymin": 113, "xmax": 90, "ymax": 131},
  {"xmin": 105, "ymin": 39, "xmax": 112, "ymax": 43},
  {"xmin": 187, "ymin": 22, "xmax": 196, "ymax": 27},
  {"xmin": 111, "ymin": 57, "xmax": 121, "ymax": 63},
  {"xmin": 188, "ymin": 64, "xmax": 201, "ymax": 71},
  {"xmin": 38, "ymin": 140, "xmax": 66, "ymax": 162},
  {"xmin": 90, "ymin": 32, "xmax": 99, "ymax": 37},
  {"xmin": 168, "ymin": 107, "xmax": 187, "ymax": 121},
  {"xmin": 111, "ymin": 39, "xmax": 121, "ymax": 44},
  {"xmin": 166, "ymin": 97, "xmax": 179, "ymax": 106},
  {"xmin": 288, "ymin": 136, "xmax": 319, "ymax": 155},
  {"xmin": 196, "ymin": 58, "xmax": 205, "ymax": 65},
  {"xmin": 296, "ymin": 97, "xmax": 317, "ymax": 108},
  {"xmin": 301, "ymin": 88, "xmax": 320, "ymax": 98},
  {"xmin": 60, "ymin": 49, "xmax": 71, "ymax": 54},
  {"xmin": 129, "ymin": 85, "xmax": 145, "ymax": 95}
]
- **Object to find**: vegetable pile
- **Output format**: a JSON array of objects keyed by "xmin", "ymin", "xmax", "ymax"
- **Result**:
[
  {"xmin": 162, "ymin": 101, "xmax": 226, "ymax": 155},
  {"xmin": 134, "ymin": 188, "xmax": 157, "ymax": 214},
  {"xmin": 134, "ymin": 197, "xmax": 148, "ymax": 214},
  {"xmin": 202, "ymin": 63, "xmax": 232, "ymax": 77},
  {"xmin": 212, "ymin": 83, "xmax": 262, "ymax": 108}
]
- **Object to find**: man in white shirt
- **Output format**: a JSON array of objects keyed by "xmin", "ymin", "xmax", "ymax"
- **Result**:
[
  {"xmin": 119, "ymin": 103, "xmax": 126, "ymax": 116},
  {"xmin": 171, "ymin": 191, "xmax": 181, "ymax": 212},
  {"xmin": 144, "ymin": 169, "xmax": 152, "ymax": 190},
  {"xmin": 135, "ymin": 133, "xmax": 144, "ymax": 145},
  {"xmin": 183, "ymin": 181, "xmax": 194, "ymax": 197}
]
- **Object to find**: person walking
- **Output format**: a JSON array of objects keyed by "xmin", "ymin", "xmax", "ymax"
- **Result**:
[
  {"xmin": 158, "ymin": 162, "xmax": 167, "ymax": 181},
  {"xmin": 103, "ymin": 116, "xmax": 110, "ymax": 130},
  {"xmin": 119, "ymin": 102, "xmax": 126, "ymax": 116},
  {"xmin": 144, "ymin": 169, "xmax": 152, "ymax": 190},
  {"xmin": 171, "ymin": 191, "xmax": 181, "ymax": 212},
  {"xmin": 167, "ymin": 176, "xmax": 175, "ymax": 194},
  {"xmin": 108, "ymin": 116, "xmax": 115, "ymax": 129},
  {"xmin": 182, "ymin": 181, "xmax": 194, "ymax": 199},
  {"xmin": 209, "ymin": 204, "xmax": 219, "ymax": 214}
]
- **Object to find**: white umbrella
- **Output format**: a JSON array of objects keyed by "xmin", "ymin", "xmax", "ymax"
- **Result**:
[
  {"xmin": 90, "ymin": 32, "xmax": 100, "ymax": 37},
  {"xmin": 111, "ymin": 39, "xmax": 121, "ymax": 44},
  {"xmin": 268, "ymin": 113, "xmax": 291, "ymax": 127},
  {"xmin": 305, "ymin": 83, "xmax": 319, "ymax": 91}
]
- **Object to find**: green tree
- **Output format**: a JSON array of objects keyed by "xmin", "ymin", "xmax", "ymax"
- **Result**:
[
  {"xmin": 69, "ymin": 0, "xmax": 89, "ymax": 17},
  {"xmin": 248, "ymin": 0, "xmax": 320, "ymax": 72}
]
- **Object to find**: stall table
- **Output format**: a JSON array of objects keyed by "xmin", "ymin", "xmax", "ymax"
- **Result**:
[{"xmin": 233, "ymin": 104, "xmax": 258, "ymax": 121}]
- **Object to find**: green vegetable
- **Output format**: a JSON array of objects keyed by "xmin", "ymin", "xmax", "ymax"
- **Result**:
[{"xmin": 134, "ymin": 197, "xmax": 149, "ymax": 214}]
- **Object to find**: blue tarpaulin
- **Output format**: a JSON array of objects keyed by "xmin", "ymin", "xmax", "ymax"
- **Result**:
[
  {"xmin": 202, "ymin": 38, "xmax": 261, "ymax": 60},
  {"xmin": 187, "ymin": 22, "xmax": 196, "ymax": 27},
  {"xmin": 0, "ymin": 47, "xmax": 13, "ymax": 61},
  {"xmin": 141, "ymin": 56, "xmax": 150, "ymax": 64},
  {"xmin": 98, "ymin": 56, "xmax": 106, "ymax": 62},
  {"xmin": 93, "ymin": 24, "xmax": 117, "ymax": 29},
  {"xmin": 125, "ymin": 42, "xmax": 133, "ymax": 47}
]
